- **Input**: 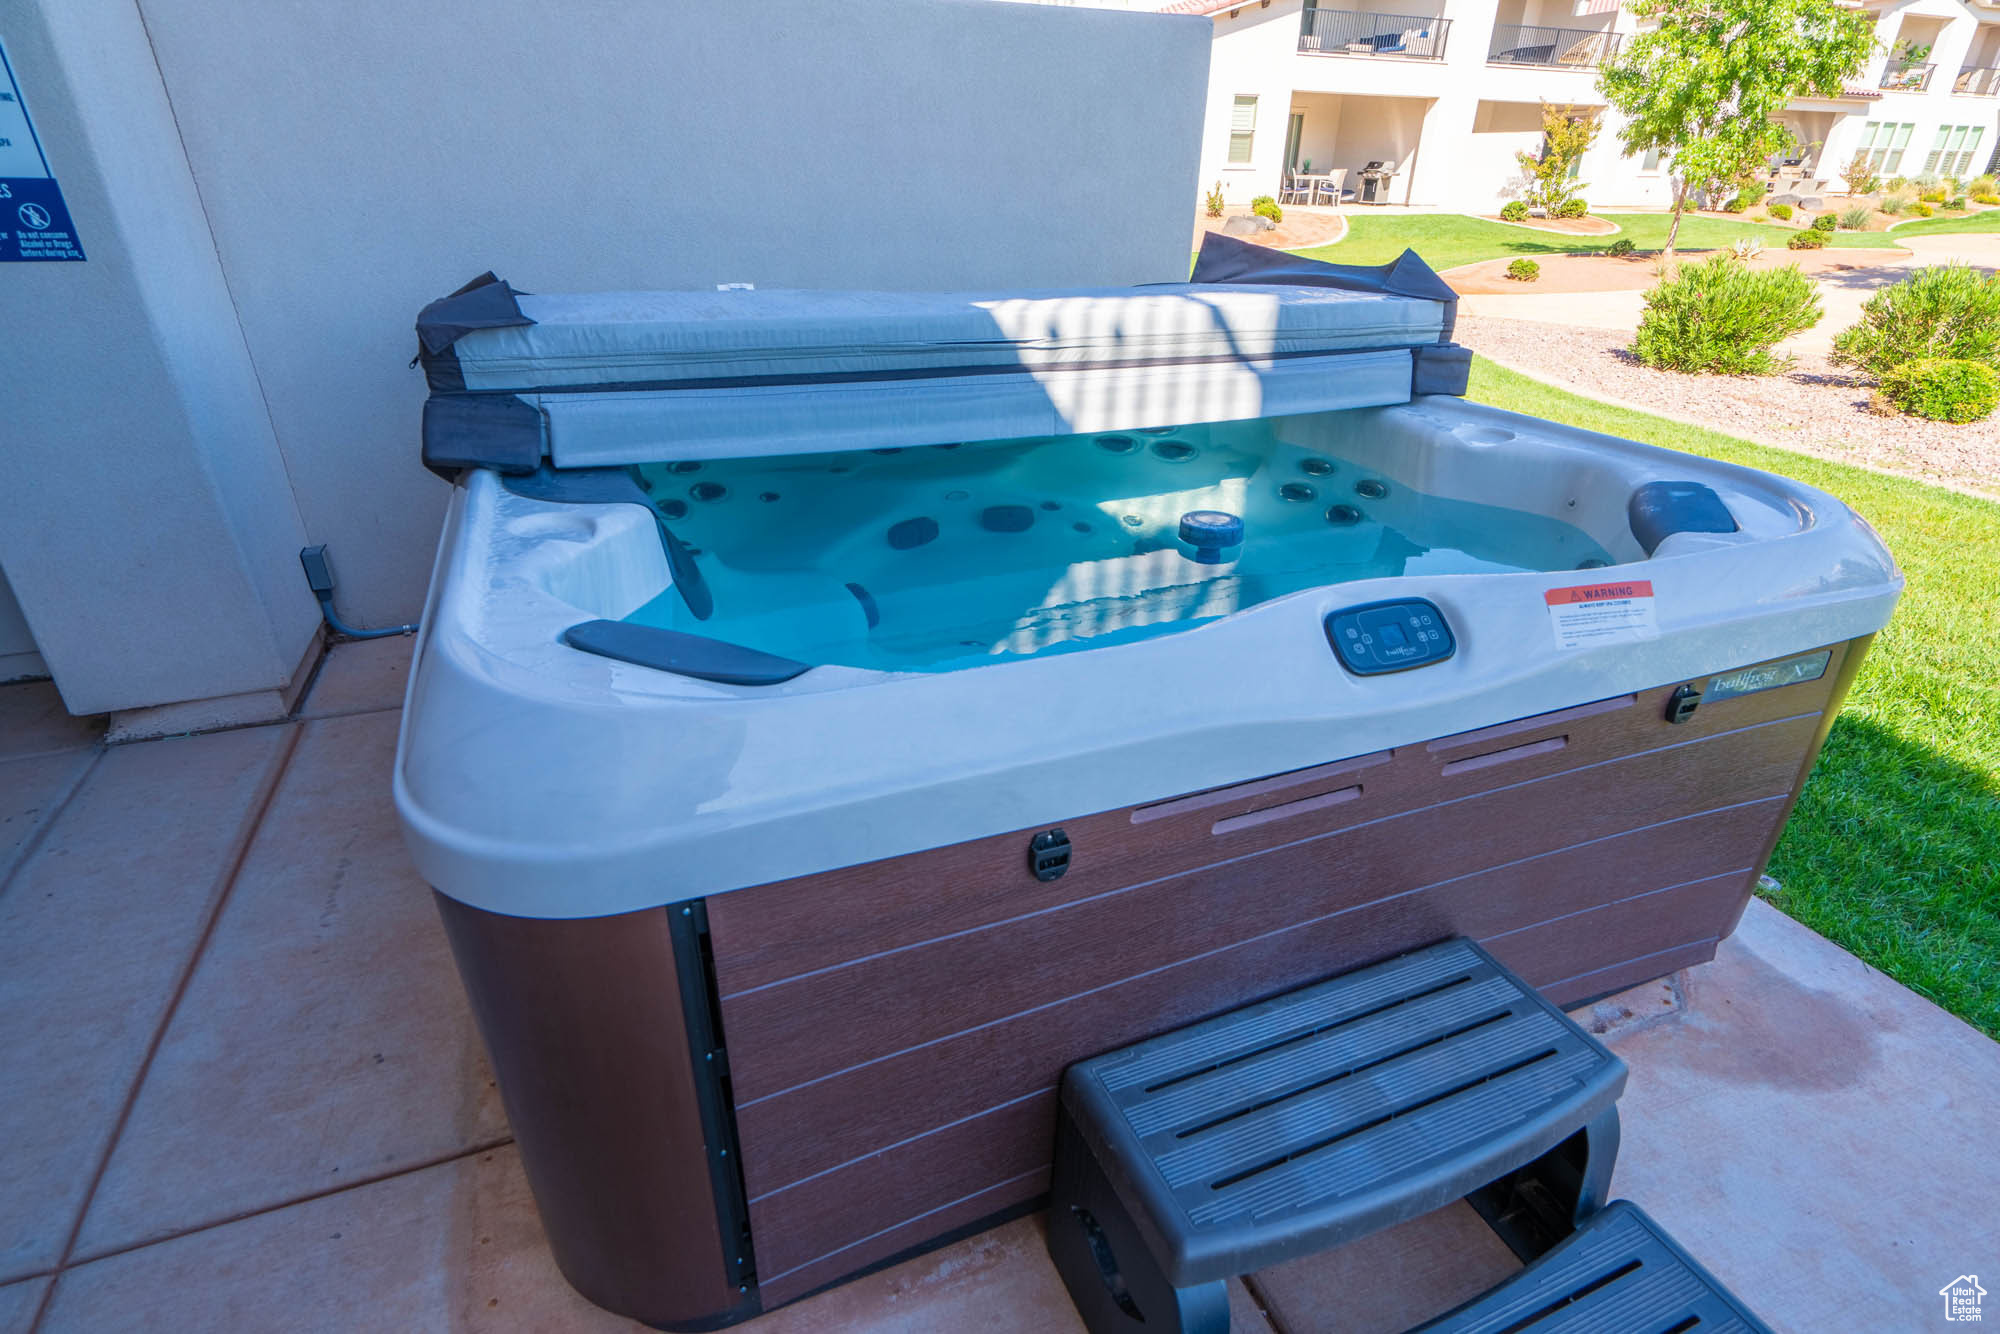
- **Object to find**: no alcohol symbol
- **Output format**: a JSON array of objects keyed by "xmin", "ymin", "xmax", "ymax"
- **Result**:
[{"xmin": 17, "ymin": 201, "xmax": 50, "ymax": 230}]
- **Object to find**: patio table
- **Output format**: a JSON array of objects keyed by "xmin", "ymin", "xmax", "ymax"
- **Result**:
[{"xmin": 1293, "ymin": 172, "xmax": 1345, "ymax": 206}]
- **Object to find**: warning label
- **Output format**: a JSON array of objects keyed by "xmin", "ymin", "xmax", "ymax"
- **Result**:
[
  {"xmin": 1544, "ymin": 580, "xmax": 1657, "ymax": 650},
  {"xmin": 0, "ymin": 40, "xmax": 85, "ymax": 262}
]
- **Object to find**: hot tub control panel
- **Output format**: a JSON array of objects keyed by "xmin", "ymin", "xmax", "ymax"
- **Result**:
[{"xmin": 1325, "ymin": 599, "xmax": 1456, "ymax": 676}]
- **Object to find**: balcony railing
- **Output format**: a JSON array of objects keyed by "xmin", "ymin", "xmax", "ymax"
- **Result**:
[
  {"xmin": 1487, "ymin": 24, "xmax": 1622, "ymax": 68},
  {"xmin": 1881, "ymin": 61, "xmax": 1936, "ymax": 91},
  {"xmin": 1956, "ymin": 65, "xmax": 2000, "ymax": 95},
  {"xmin": 1298, "ymin": 8, "xmax": 1451, "ymax": 60}
]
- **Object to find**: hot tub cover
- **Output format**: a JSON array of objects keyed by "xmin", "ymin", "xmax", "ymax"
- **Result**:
[{"xmin": 416, "ymin": 234, "xmax": 1468, "ymax": 474}]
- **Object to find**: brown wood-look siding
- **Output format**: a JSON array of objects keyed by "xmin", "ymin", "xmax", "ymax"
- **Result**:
[
  {"xmin": 434, "ymin": 895, "xmax": 743, "ymax": 1329},
  {"xmin": 706, "ymin": 654, "xmax": 1844, "ymax": 994},
  {"xmin": 728, "ymin": 791, "xmax": 1785, "ymax": 1202},
  {"xmin": 704, "ymin": 640, "xmax": 1862, "ymax": 1307},
  {"xmin": 755, "ymin": 1169, "xmax": 1049, "ymax": 1308},
  {"xmin": 723, "ymin": 717, "xmax": 1812, "ymax": 1109}
]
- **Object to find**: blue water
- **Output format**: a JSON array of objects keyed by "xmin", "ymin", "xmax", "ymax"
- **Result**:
[{"xmin": 624, "ymin": 421, "xmax": 1610, "ymax": 670}]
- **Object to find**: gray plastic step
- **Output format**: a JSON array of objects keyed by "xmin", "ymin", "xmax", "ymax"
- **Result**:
[
  {"xmin": 1415, "ymin": 1200, "xmax": 1774, "ymax": 1333},
  {"xmin": 1061, "ymin": 937, "xmax": 1626, "ymax": 1288}
]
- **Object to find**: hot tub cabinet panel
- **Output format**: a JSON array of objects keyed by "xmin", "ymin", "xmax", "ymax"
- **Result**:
[
  {"xmin": 432, "ymin": 898, "xmax": 757, "ymax": 1329},
  {"xmin": 708, "ymin": 639, "xmax": 1867, "ymax": 1305},
  {"xmin": 398, "ymin": 259, "xmax": 1900, "ymax": 1327},
  {"xmin": 430, "ymin": 635, "xmax": 1868, "ymax": 1322}
]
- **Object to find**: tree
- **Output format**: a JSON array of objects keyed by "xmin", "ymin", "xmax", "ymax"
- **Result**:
[
  {"xmin": 1598, "ymin": 0, "xmax": 1875, "ymax": 259},
  {"xmin": 1513, "ymin": 104, "xmax": 1601, "ymax": 213}
]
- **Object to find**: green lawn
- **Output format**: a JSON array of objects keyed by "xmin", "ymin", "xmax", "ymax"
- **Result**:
[
  {"xmin": 1467, "ymin": 356, "xmax": 2000, "ymax": 1037},
  {"xmin": 1292, "ymin": 212, "xmax": 1906, "ymax": 272},
  {"xmin": 1883, "ymin": 210, "xmax": 2000, "ymax": 239}
]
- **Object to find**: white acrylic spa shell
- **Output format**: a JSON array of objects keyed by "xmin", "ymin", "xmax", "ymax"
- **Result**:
[{"xmin": 396, "ymin": 390, "xmax": 1898, "ymax": 919}]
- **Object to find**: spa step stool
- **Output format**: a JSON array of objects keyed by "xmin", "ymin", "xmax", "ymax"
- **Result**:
[
  {"xmin": 1411, "ymin": 1199, "xmax": 1774, "ymax": 1332},
  {"xmin": 1047, "ymin": 936, "xmax": 1628, "ymax": 1333}
]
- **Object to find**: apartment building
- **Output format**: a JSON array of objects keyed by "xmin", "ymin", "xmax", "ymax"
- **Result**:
[{"xmin": 1139, "ymin": 0, "xmax": 2000, "ymax": 210}]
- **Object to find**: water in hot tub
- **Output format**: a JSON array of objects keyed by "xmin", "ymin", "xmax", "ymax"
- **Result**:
[{"xmin": 623, "ymin": 421, "xmax": 1611, "ymax": 670}]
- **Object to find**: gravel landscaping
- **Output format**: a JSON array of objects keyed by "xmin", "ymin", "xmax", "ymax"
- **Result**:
[{"xmin": 1457, "ymin": 314, "xmax": 2000, "ymax": 499}]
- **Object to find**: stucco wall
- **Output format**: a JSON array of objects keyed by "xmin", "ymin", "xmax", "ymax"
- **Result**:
[
  {"xmin": 131, "ymin": 0, "xmax": 1208, "ymax": 629},
  {"xmin": 4, "ymin": 0, "xmax": 1209, "ymax": 715},
  {"xmin": 0, "ymin": 0, "xmax": 320, "ymax": 716}
]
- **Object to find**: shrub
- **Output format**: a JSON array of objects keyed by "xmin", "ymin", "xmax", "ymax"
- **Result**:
[
  {"xmin": 1920, "ymin": 188, "xmax": 1948, "ymax": 204},
  {"xmin": 1205, "ymin": 181, "xmax": 1225, "ymax": 218},
  {"xmin": 1914, "ymin": 172, "xmax": 1942, "ymax": 190},
  {"xmin": 1251, "ymin": 195, "xmax": 1282, "ymax": 223},
  {"xmin": 1880, "ymin": 195, "xmax": 1910, "ymax": 217},
  {"xmin": 1887, "ymin": 176, "xmax": 1910, "ymax": 192},
  {"xmin": 1551, "ymin": 198, "xmax": 1589, "ymax": 219},
  {"xmin": 1970, "ymin": 174, "xmax": 1997, "ymax": 196},
  {"xmin": 1838, "ymin": 205, "xmax": 1873, "ymax": 231},
  {"xmin": 1631, "ymin": 253, "xmax": 1822, "ymax": 374},
  {"xmin": 1913, "ymin": 202, "xmax": 1935, "ymax": 217},
  {"xmin": 1878, "ymin": 358, "xmax": 2000, "ymax": 422},
  {"xmin": 1831, "ymin": 263, "xmax": 2000, "ymax": 376},
  {"xmin": 1768, "ymin": 202, "xmax": 1795, "ymax": 221},
  {"xmin": 1607, "ymin": 237, "xmax": 1635, "ymax": 256},
  {"xmin": 1977, "ymin": 194, "xmax": 2000, "ymax": 206},
  {"xmin": 1844, "ymin": 152, "xmax": 1881, "ymax": 197},
  {"xmin": 1724, "ymin": 186, "xmax": 1757, "ymax": 213},
  {"xmin": 1500, "ymin": 199, "xmax": 1530, "ymax": 221},
  {"xmin": 1812, "ymin": 213, "xmax": 1837, "ymax": 232},
  {"xmin": 1788, "ymin": 229, "xmax": 1826, "ymax": 249},
  {"xmin": 1948, "ymin": 195, "xmax": 1969, "ymax": 212},
  {"xmin": 1506, "ymin": 258, "xmax": 1541, "ymax": 281}
]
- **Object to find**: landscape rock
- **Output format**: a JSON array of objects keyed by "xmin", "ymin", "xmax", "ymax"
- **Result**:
[{"xmin": 1222, "ymin": 214, "xmax": 1276, "ymax": 236}]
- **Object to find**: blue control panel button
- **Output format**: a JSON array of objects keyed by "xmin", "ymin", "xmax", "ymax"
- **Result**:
[{"xmin": 1324, "ymin": 598, "xmax": 1455, "ymax": 676}]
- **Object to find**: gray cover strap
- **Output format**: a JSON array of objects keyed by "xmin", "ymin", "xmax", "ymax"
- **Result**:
[
  {"xmin": 421, "ymin": 394, "xmax": 545, "ymax": 479},
  {"xmin": 1189, "ymin": 231, "xmax": 1461, "ymax": 339},
  {"xmin": 415, "ymin": 272, "xmax": 536, "ymax": 390},
  {"xmin": 1412, "ymin": 343, "xmax": 1473, "ymax": 397}
]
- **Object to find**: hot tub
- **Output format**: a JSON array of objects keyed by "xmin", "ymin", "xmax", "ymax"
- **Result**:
[{"xmin": 395, "ymin": 242, "xmax": 1899, "ymax": 1329}]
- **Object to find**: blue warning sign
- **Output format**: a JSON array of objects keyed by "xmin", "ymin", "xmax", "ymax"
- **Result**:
[{"xmin": 0, "ymin": 40, "xmax": 85, "ymax": 262}]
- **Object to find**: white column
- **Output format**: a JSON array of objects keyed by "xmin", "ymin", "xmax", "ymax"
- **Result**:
[
  {"xmin": 0, "ymin": 0, "xmax": 320, "ymax": 730},
  {"xmin": 1406, "ymin": 0, "xmax": 1502, "ymax": 207}
]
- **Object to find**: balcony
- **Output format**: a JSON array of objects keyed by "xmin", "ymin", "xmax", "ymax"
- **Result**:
[
  {"xmin": 1298, "ymin": 8, "xmax": 1451, "ymax": 60},
  {"xmin": 1487, "ymin": 24, "xmax": 1622, "ymax": 68},
  {"xmin": 1880, "ymin": 60, "xmax": 1936, "ymax": 91},
  {"xmin": 1956, "ymin": 64, "xmax": 2000, "ymax": 95}
]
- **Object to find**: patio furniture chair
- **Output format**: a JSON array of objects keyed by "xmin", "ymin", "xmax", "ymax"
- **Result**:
[
  {"xmin": 1556, "ymin": 33, "xmax": 1603, "ymax": 65},
  {"xmin": 1313, "ymin": 168, "xmax": 1348, "ymax": 207},
  {"xmin": 1278, "ymin": 171, "xmax": 1311, "ymax": 207}
]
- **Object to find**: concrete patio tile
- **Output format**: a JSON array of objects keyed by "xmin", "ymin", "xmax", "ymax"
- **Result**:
[
  {"xmin": 0, "ymin": 1276, "xmax": 50, "ymax": 1334},
  {"xmin": 742, "ymin": 1215, "xmax": 1274, "ymax": 1333},
  {"xmin": 50, "ymin": 1143, "xmax": 1267, "ymax": 1334},
  {"xmin": 298, "ymin": 635, "xmax": 414, "ymax": 719},
  {"xmin": 0, "ymin": 727, "xmax": 291, "ymax": 1283},
  {"xmin": 44, "ymin": 1147, "xmax": 638, "ymax": 1334},
  {"xmin": 1606, "ymin": 898, "xmax": 2000, "ymax": 1333},
  {"xmin": 1249, "ymin": 1203, "xmax": 1521, "ymax": 1334},
  {"xmin": 75, "ymin": 710, "xmax": 506, "ymax": 1258},
  {"xmin": 0, "ymin": 750, "xmax": 94, "ymax": 888},
  {"xmin": 0, "ymin": 680, "xmax": 102, "ymax": 760}
]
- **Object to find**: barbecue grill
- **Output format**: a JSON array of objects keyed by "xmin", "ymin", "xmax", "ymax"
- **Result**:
[{"xmin": 1359, "ymin": 160, "xmax": 1397, "ymax": 203}]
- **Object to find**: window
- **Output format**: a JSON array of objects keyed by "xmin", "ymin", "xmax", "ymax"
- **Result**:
[
  {"xmin": 1857, "ymin": 121, "xmax": 1917, "ymax": 172},
  {"xmin": 1641, "ymin": 147, "xmax": 1661, "ymax": 173},
  {"xmin": 1228, "ymin": 95, "xmax": 1257, "ymax": 164},
  {"xmin": 1926, "ymin": 124, "xmax": 1987, "ymax": 175}
]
